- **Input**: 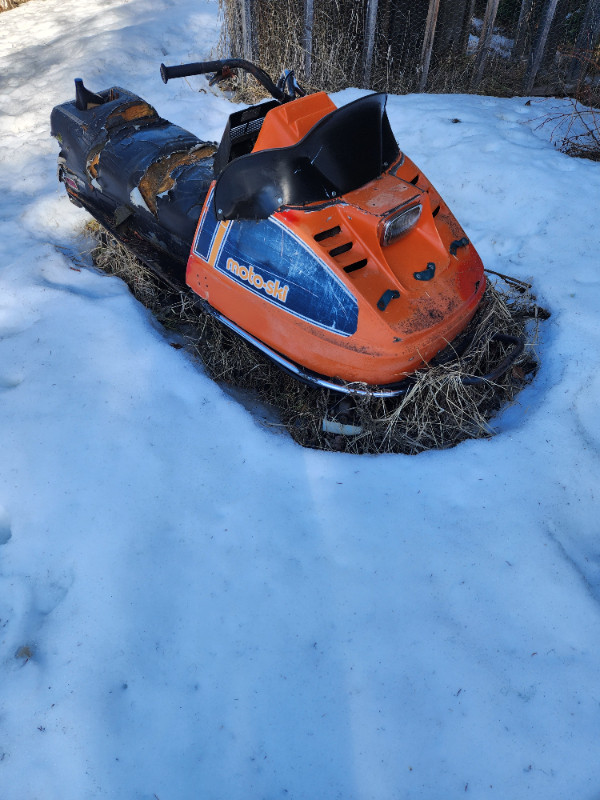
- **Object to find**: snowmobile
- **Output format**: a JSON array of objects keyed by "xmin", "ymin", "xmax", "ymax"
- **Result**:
[{"xmin": 51, "ymin": 59, "xmax": 523, "ymax": 397}]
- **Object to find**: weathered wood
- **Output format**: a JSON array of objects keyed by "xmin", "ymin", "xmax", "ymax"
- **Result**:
[
  {"xmin": 384, "ymin": 0, "xmax": 430, "ymax": 82},
  {"xmin": 568, "ymin": 0, "xmax": 600, "ymax": 82},
  {"xmin": 512, "ymin": 0, "xmax": 533, "ymax": 60},
  {"xmin": 418, "ymin": 0, "xmax": 441, "ymax": 91},
  {"xmin": 304, "ymin": 0, "xmax": 314, "ymax": 80},
  {"xmin": 458, "ymin": 0, "xmax": 476, "ymax": 57},
  {"xmin": 523, "ymin": 0, "xmax": 559, "ymax": 94},
  {"xmin": 435, "ymin": 0, "xmax": 472, "ymax": 58},
  {"xmin": 363, "ymin": 0, "xmax": 380, "ymax": 88},
  {"xmin": 471, "ymin": 0, "xmax": 501, "ymax": 89},
  {"xmin": 240, "ymin": 0, "xmax": 255, "ymax": 62}
]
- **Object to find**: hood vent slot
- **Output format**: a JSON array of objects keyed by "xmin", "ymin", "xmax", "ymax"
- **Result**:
[
  {"xmin": 344, "ymin": 259, "xmax": 367, "ymax": 273},
  {"xmin": 314, "ymin": 226, "xmax": 341, "ymax": 242},
  {"xmin": 329, "ymin": 242, "xmax": 353, "ymax": 257},
  {"xmin": 314, "ymin": 224, "xmax": 366, "ymax": 275}
]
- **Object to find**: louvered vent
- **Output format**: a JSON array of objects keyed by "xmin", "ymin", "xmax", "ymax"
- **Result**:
[
  {"xmin": 313, "ymin": 226, "xmax": 341, "ymax": 242},
  {"xmin": 314, "ymin": 226, "xmax": 367, "ymax": 274}
]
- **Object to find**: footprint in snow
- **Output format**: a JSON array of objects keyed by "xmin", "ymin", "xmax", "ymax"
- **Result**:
[
  {"xmin": 0, "ymin": 508, "xmax": 11, "ymax": 545},
  {"xmin": 0, "ymin": 302, "xmax": 40, "ymax": 340},
  {"xmin": 0, "ymin": 374, "xmax": 23, "ymax": 391},
  {"xmin": 574, "ymin": 374, "xmax": 600, "ymax": 451},
  {"xmin": 0, "ymin": 569, "xmax": 74, "ymax": 667}
]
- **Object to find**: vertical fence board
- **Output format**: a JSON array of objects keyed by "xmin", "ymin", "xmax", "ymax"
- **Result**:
[
  {"xmin": 363, "ymin": 0, "xmax": 379, "ymax": 88},
  {"xmin": 419, "ymin": 0, "xmax": 441, "ymax": 90},
  {"xmin": 471, "ymin": 0, "xmax": 501, "ymax": 89},
  {"xmin": 240, "ymin": 0, "xmax": 255, "ymax": 62},
  {"xmin": 523, "ymin": 0, "xmax": 559, "ymax": 93},
  {"xmin": 513, "ymin": 0, "xmax": 533, "ymax": 60},
  {"xmin": 304, "ymin": 0, "xmax": 314, "ymax": 80},
  {"xmin": 568, "ymin": 0, "xmax": 600, "ymax": 82},
  {"xmin": 458, "ymin": 0, "xmax": 476, "ymax": 57}
]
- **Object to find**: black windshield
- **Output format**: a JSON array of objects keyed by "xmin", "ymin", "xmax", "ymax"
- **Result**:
[{"xmin": 214, "ymin": 93, "xmax": 399, "ymax": 220}]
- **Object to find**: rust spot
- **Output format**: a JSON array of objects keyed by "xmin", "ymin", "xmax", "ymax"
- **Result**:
[
  {"xmin": 437, "ymin": 208, "xmax": 464, "ymax": 239},
  {"xmin": 107, "ymin": 101, "xmax": 157, "ymax": 126},
  {"xmin": 87, "ymin": 148, "xmax": 101, "ymax": 179},
  {"xmin": 401, "ymin": 293, "xmax": 459, "ymax": 335},
  {"xmin": 138, "ymin": 145, "xmax": 216, "ymax": 215}
]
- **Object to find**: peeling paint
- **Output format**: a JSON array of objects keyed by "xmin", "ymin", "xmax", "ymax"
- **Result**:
[{"xmin": 129, "ymin": 186, "xmax": 151, "ymax": 213}]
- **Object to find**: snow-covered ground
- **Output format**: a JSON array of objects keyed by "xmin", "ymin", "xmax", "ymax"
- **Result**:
[
  {"xmin": 1, "ymin": 1, "xmax": 600, "ymax": 798},
  {"xmin": 469, "ymin": 18, "xmax": 514, "ymax": 58}
]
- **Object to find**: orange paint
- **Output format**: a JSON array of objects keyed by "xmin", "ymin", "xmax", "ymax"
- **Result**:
[
  {"xmin": 252, "ymin": 92, "xmax": 336, "ymax": 151},
  {"xmin": 186, "ymin": 96, "xmax": 485, "ymax": 388}
]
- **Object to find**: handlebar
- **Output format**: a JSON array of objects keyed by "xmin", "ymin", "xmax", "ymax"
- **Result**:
[{"xmin": 160, "ymin": 58, "xmax": 286, "ymax": 101}]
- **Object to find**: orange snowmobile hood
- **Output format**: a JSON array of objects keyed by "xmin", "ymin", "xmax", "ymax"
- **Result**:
[{"xmin": 186, "ymin": 92, "xmax": 485, "ymax": 388}]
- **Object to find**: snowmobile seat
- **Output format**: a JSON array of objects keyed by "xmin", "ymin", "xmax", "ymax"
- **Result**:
[{"xmin": 52, "ymin": 84, "xmax": 217, "ymax": 263}]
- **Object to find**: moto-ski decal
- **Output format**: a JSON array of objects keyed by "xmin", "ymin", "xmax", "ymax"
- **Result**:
[
  {"xmin": 225, "ymin": 258, "xmax": 289, "ymax": 303},
  {"xmin": 193, "ymin": 191, "xmax": 358, "ymax": 337}
]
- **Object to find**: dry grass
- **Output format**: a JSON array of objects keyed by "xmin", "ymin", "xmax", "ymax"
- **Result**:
[
  {"xmin": 538, "ymin": 97, "xmax": 600, "ymax": 161},
  {"xmin": 534, "ymin": 50, "xmax": 600, "ymax": 162},
  {"xmin": 86, "ymin": 222, "xmax": 545, "ymax": 455},
  {"xmin": 218, "ymin": 0, "xmax": 366, "ymax": 97},
  {"xmin": 218, "ymin": 0, "xmax": 598, "ymax": 104},
  {"xmin": 0, "ymin": 0, "xmax": 31, "ymax": 11}
]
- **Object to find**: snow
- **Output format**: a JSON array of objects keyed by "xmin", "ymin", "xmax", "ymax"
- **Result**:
[
  {"xmin": 470, "ymin": 17, "xmax": 514, "ymax": 58},
  {"xmin": 1, "ymin": 1, "xmax": 600, "ymax": 798}
]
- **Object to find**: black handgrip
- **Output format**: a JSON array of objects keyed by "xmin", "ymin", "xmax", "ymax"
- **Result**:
[{"xmin": 160, "ymin": 59, "xmax": 285, "ymax": 101}]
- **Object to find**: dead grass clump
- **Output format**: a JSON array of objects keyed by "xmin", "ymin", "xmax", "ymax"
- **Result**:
[
  {"xmin": 218, "ymin": 0, "xmax": 372, "ymax": 99},
  {"xmin": 89, "ymin": 226, "xmax": 169, "ymax": 312},
  {"xmin": 532, "ymin": 48, "xmax": 600, "ymax": 163},
  {"xmin": 86, "ymin": 223, "xmax": 544, "ymax": 455},
  {"xmin": 537, "ymin": 98, "xmax": 600, "ymax": 162},
  {"xmin": 0, "ymin": 0, "xmax": 31, "ymax": 11}
]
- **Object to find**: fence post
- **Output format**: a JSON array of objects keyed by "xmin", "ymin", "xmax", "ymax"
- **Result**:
[
  {"xmin": 363, "ymin": 0, "xmax": 379, "ymax": 88},
  {"xmin": 458, "ymin": 0, "xmax": 476, "ymax": 56},
  {"xmin": 240, "ymin": 0, "xmax": 256, "ymax": 62},
  {"xmin": 512, "ymin": 0, "xmax": 533, "ymax": 60},
  {"xmin": 304, "ymin": 0, "xmax": 314, "ymax": 81},
  {"xmin": 523, "ymin": 0, "xmax": 559, "ymax": 94},
  {"xmin": 568, "ymin": 0, "xmax": 600, "ymax": 83},
  {"xmin": 419, "ymin": 0, "xmax": 441, "ymax": 91},
  {"xmin": 471, "ymin": 0, "xmax": 501, "ymax": 89}
]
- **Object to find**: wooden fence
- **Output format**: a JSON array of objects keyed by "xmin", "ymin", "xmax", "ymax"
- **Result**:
[{"xmin": 221, "ymin": 0, "xmax": 600, "ymax": 98}]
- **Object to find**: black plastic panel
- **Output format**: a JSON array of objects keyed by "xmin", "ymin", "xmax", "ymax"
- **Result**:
[{"xmin": 214, "ymin": 93, "xmax": 399, "ymax": 220}]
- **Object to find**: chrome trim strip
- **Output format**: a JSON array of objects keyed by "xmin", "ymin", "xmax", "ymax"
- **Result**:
[{"xmin": 198, "ymin": 300, "xmax": 410, "ymax": 398}]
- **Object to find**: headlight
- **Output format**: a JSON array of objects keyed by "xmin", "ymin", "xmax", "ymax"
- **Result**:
[{"xmin": 380, "ymin": 204, "xmax": 422, "ymax": 246}]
